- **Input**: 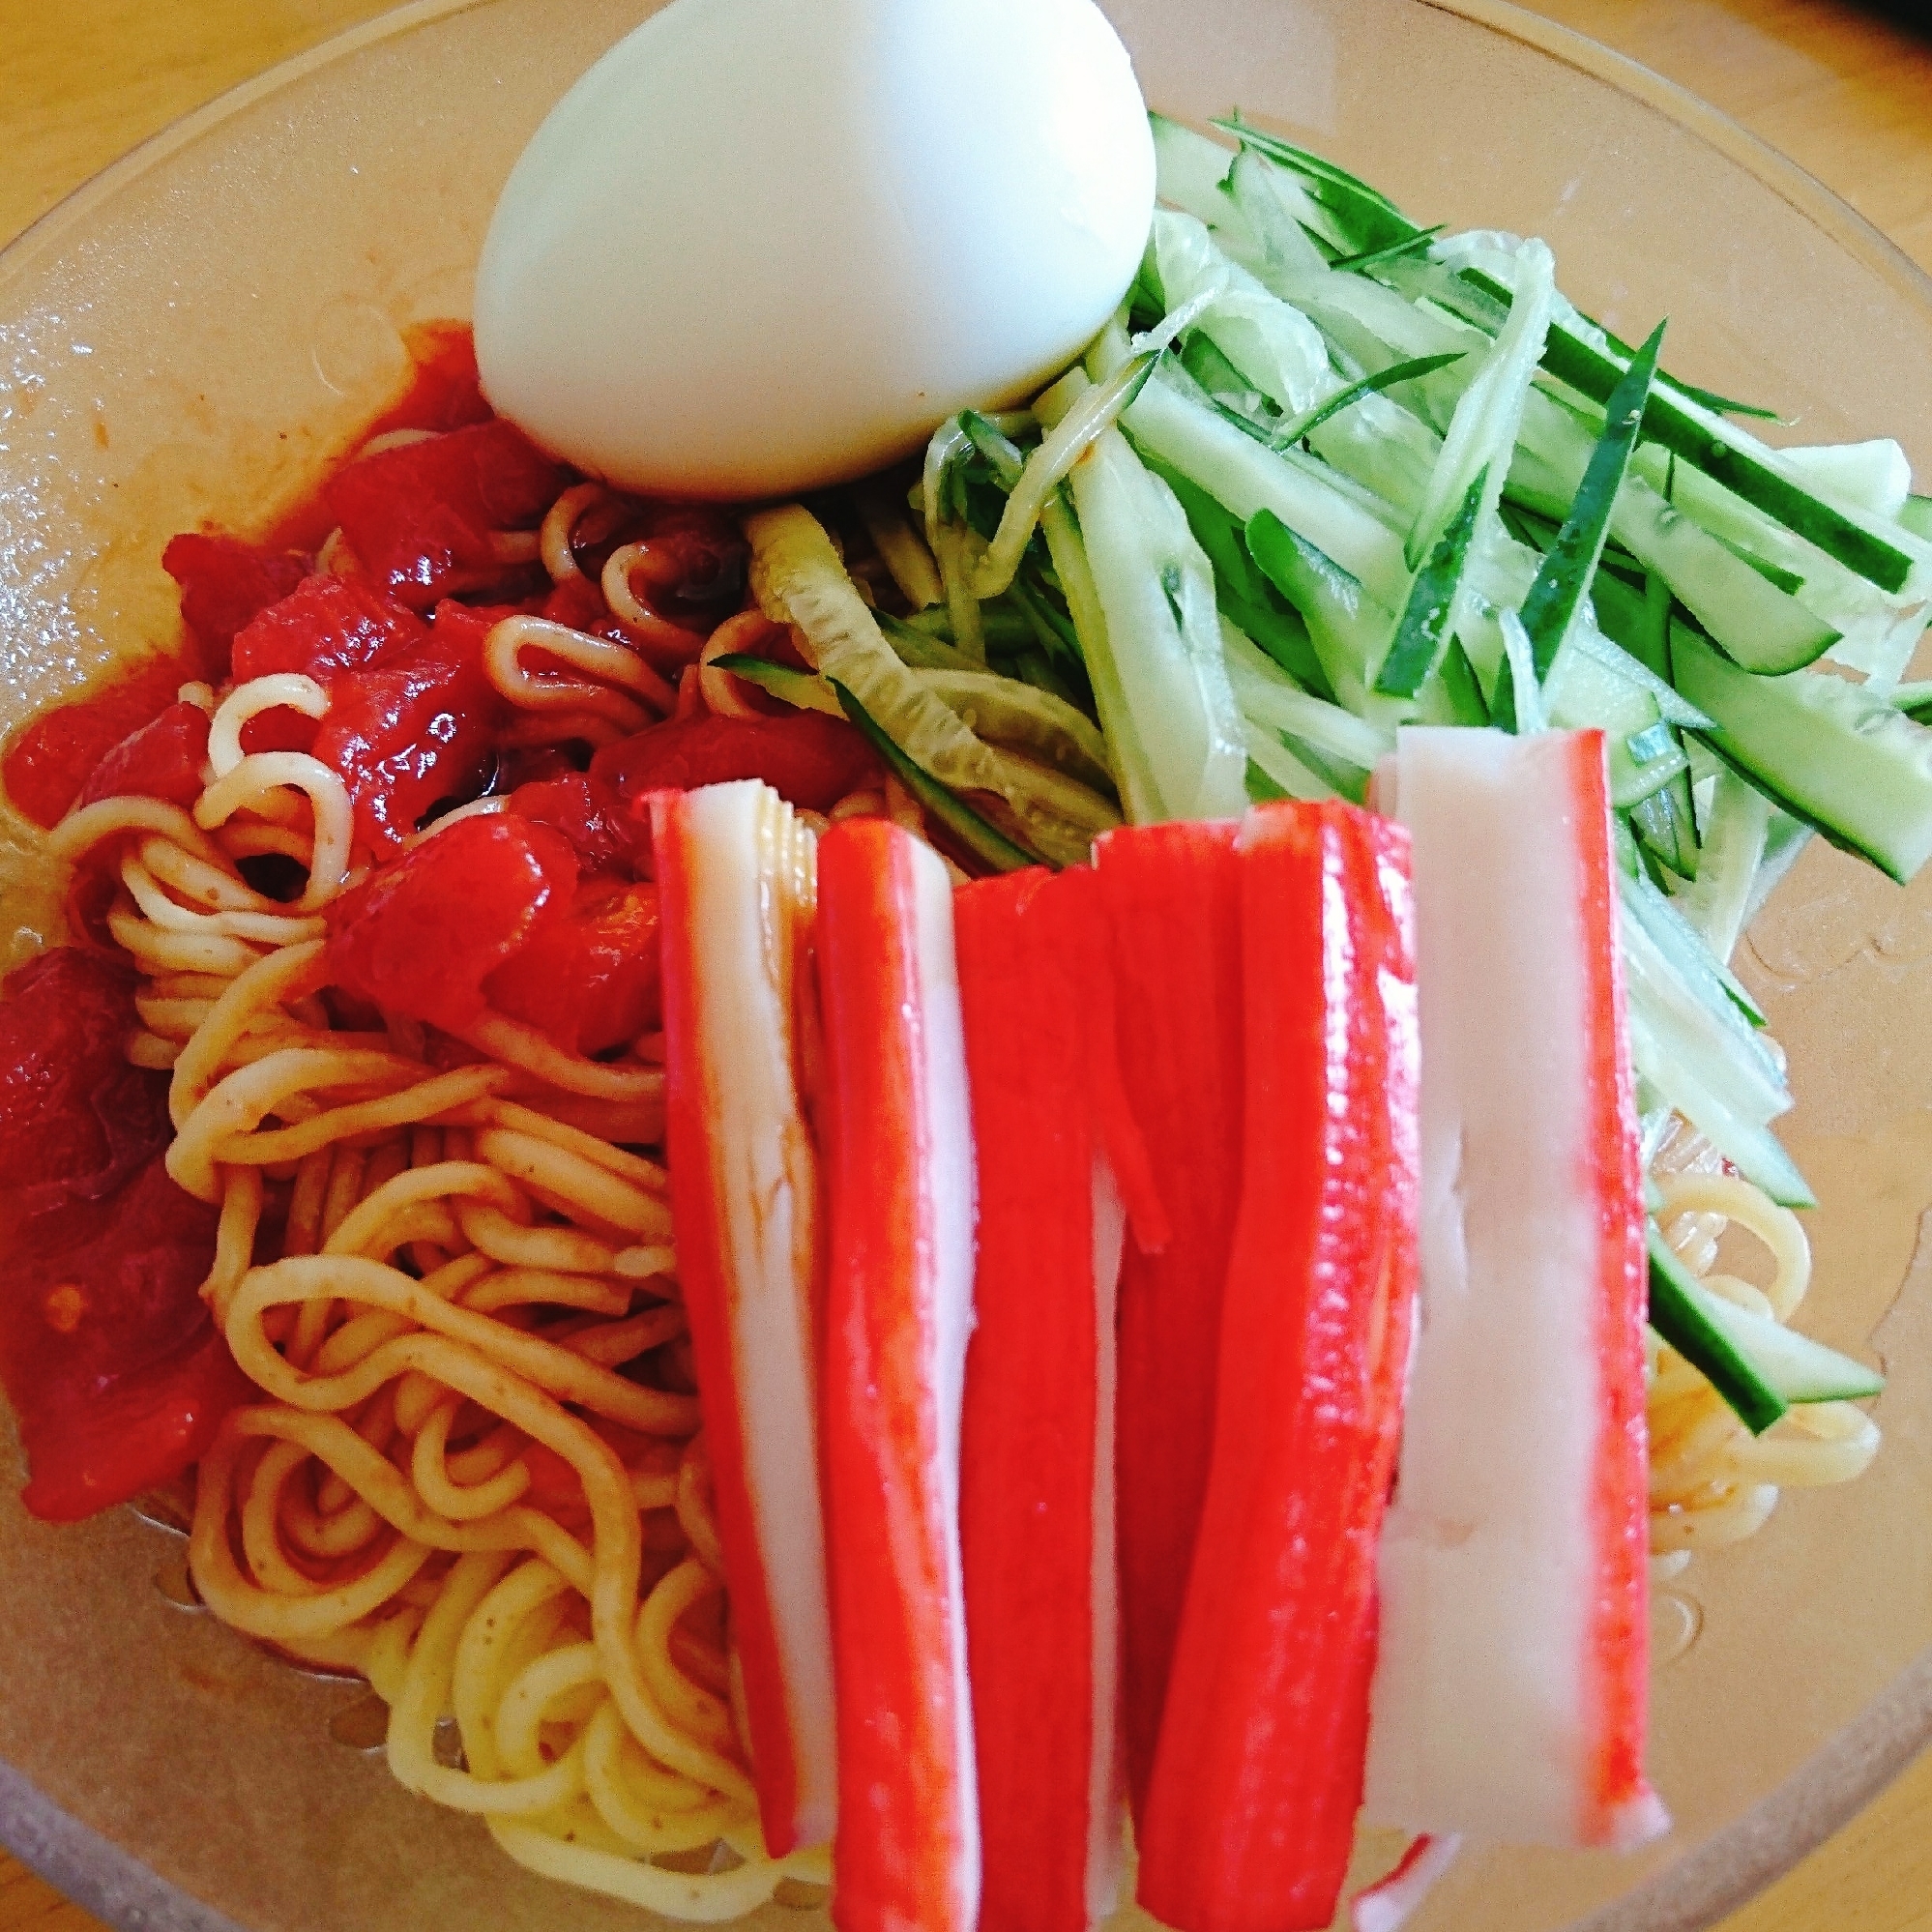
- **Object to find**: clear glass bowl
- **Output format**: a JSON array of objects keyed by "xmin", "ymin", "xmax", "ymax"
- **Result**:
[{"xmin": 2, "ymin": 3, "xmax": 1928, "ymax": 1929}]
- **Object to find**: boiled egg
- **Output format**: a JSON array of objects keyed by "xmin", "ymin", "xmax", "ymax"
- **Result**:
[{"xmin": 473, "ymin": 0, "xmax": 1156, "ymax": 500}]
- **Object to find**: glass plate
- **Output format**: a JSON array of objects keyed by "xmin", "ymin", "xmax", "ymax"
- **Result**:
[{"xmin": 1, "ymin": 3, "xmax": 1928, "ymax": 1928}]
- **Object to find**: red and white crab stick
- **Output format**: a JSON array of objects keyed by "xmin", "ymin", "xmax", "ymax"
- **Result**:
[
  {"xmin": 1364, "ymin": 728, "xmax": 1666, "ymax": 1853},
  {"xmin": 954, "ymin": 865, "xmax": 1136, "ymax": 1932},
  {"xmin": 652, "ymin": 779, "xmax": 835, "ymax": 1858},
  {"xmin": 1137, "ymin": 800, "xmax": 1420, "ymax": 1932},
  {"xmin": 1091, "ymin": 818, "xmax": 1245, "ymax": 1820},
  {"xmin": 816, "ymin": 817, "xmax": 980, "ymax": 1932}
]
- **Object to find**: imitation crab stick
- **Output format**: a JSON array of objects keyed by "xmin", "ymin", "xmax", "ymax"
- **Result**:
[
  {"xmin": 1091, "ymin": 817, "xmax": 1245, "ymax": 1818},
  {"xmin": 1363, "ymin": 727, "xmax": 1665, "ymax": 1852},
  {"xmin": 954, "ymin": 865, "xmax": 1130, "ymax": 1932},
  {"xmin": 1136, "ymin": 799, "xmax": 1420, "ymax": 1932},
  {"xmin": 815, "ymin": 817, "xmax": 980, "ymax": 1932},
  {"xmin": 651, "ymin": 779, "xmax": 834, "ymax": 1858}
]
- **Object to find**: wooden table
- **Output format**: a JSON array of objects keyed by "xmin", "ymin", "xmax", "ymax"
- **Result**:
[{"xmin": 2, "ymin": 1, "xmax": 1929, "ymax": 1929}]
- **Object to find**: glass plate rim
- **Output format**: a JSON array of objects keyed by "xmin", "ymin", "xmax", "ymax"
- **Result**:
[{"xmin": 1, "ymin": 4, "xmax": 1928, "ymax": 1930}]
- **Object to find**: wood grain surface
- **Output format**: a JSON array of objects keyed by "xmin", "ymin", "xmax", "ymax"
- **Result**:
[{"xmin": 1, "ymin": 2, "xmax": 1928, "ymax": 1930}]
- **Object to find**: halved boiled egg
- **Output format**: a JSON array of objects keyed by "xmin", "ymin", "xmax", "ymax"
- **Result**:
[{"xmin": 474, "ymin": 0, "xmax": 1156, "ymax": 500}]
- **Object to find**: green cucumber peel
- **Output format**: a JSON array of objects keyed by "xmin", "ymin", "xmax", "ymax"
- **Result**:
[
  {"xmin": 831, "ymin": 680, "xmax": 1038, "ymax": 874},
  {"xmin": 1457, "ymin": 267, "xmax": 1917, "ymax": 594},
  {"xmin": 1432, "ymin": 635, "xmax": 1491, "ymax": 725},
  {"xmin": 1330, "ymin": 225, "xmax": 1445, "ymax": 275},
  {"xmin": 1647, "ymin": 1228, "xmax": 1787, "ymax": 1435},
  {"xmin": 958, "ymin": 410, "xmax": 1027, "ymax": 489},
  {"xmin": 1140, "ymin": 448, "xmax": 1336, "ymax": 698},
  {"xmin": 706, "ymin": 654, "xmax": 842, "ymax": 717},
  {"xmin": 1268, "ymin": 350, "xmax": 1467, "ymax": 450},
  {"xmin": 1673, "ymin": 620, "xmax": 1932, "ymax": 885},
  {"xmin": 1666, "ymin": 381, "xmax": 1781, "ymax": 423},
  {"xmin": 1212, "ymin": 116, "xmax": 1420, "ymax": 254},
  {"xmin": 1894, "ymin": 681, "xmax": 1932, "ymax": 723},
  {"xmin": 1520, "ymin": 319, "xmax": 1665, "ymax": 680},
  {"xmin": 877, "ymin": 610, "xmax": 980, "ymax": 672},
  {"xmin": 1373, "ymin": 467, "xmax": 1486, "ymax": 698}
]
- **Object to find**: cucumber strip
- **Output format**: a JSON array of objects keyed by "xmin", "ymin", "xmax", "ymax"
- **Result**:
[
  {"xmin": 1374, "ymin": 469, "xmax": 1485, "ymax": 696},
  {"xmin": 1408, "ymin": 239, "xmax": 1553, "ymax": 568},
  {"xmin": 1583, "ymin": 573, "xmax": 1712, "ymax": 727},
  {"xmin": 1149, "ymin": 110, "xmax": 1238, "ymax": 219},
  {"xmin": 706, "ymin": 652, "xmax": 843, "ymax": 717},
  {"xmin": 1622, "ymin": 865, "xmax": 1768, "ymax": 1031},
  {"xmin": 1244, "ymin": 510, "xmax": 1403, "ymax": 716},
  {"xmin": 1212, "ymin": 116, "xmax": 1421, "ymax": 256},
  {"xmin": 957, "ymin": 408, "xmax": 1027, "ymax": 486},
  {"xmin": 1778, "ymin": 439, "xmax": 1913, "ymax": 521},
  {"xmin": 1647, "ymin": 1230, "xmax": 1788, "ymax": 1435},
  {"xmin": 1123, "ymin": 369, "xmax": 1413, "ymax": 607},
  {"xmin": 1455, "ymin": 267, "xmax": 1920, "ymax": 595},
  {"xmin": 1037, "ymin": 490, "xmax": 1164, "ymax": 830},
  {"xmin": 1625, "ymin": 1000, "xmax": 1812, "ymax": 1208},
  {"xmin": 1711, "ymin": 533, "xmax": 1806, "ymax": 597},
  {"xmin": 1669, "ymin": 768, "xmax": 1773, "ymax": 966},
  {"xmin": 1149, "ymin": 209, "xmax": 1332, "ymax": 413},
  {"xmin": 1667, "ymin": 382, "xmax": 1781, "ymax": 424},
  {"xmin": 1271, "ymin": 350, "xmax": 1465, "ymax": 450},
  {"xmin": 1006, "ymin": 574, "xmax": 1084, "ymax": 667},
  {"xmin": 1620, "ymin": 890, "xmax": 1789, "ymax": 1118},
  {"xmin": 1542, "ymin": 633, "xmax": 1689, "ymax": 807},
  {"xmin": 1521, "ymin": 320, "xmax": 1665, "ymax": 677},
  {"xmin": 1903, "ymin": 495, "xmax": 1932, "ymax": 541},
  {"xmin": 877, "ymin": 610, "xmax": 979, "ymax": 672},
  {"xmin": 1621, "ymin": 444, "xmax": 1919, "ymax": 681},
  {"xmin": 1895, "ymin": 681, "xmax": 1932, "ymax": 723},
  {"xmin": 971, "ymin": 352, "xmax": 1159, "ymax": 599},
  {"xmin": 1331, "ymin": 226, "xmax": 1444, "ymax": 275},
  {"xmin": 1688, "ymin": 1287, "xmax": 1884, "ymax": 1403},
  {"xmin": 1068, "ymin": 424, "xmax": 1249, "ymax": 823},
  {"xmin": 1241, "ymin": 718, "xmax": 1337, "ymax": 801},
  {"xmin": 855, "ymin": 482, "xmax": 943, "ymax": 611},
  {"xmin": 1672, "ymin": 620, "xmax": 1932, "ymax": 884},
  {"xmin": 1630, "ymin": 776, "xmax": 1700, "ymax": 881},
  {"xmin": 1221, "ymin": 146, "xmax": 1341, "ymax": 279},
  {"xmin": 1424, "ymin": 635, "xmax": 1491, "ymax": 726},
  {"xmin": 1515, "ymin": 395, "xmax": 1842, "ymax": 675},
  {"xmin": 1182, "ymin": 331, "xmax": 1266, "ymax": 411},
  {"xmin": 831, "ymin": 681, "xmax": 1037, "ymax": 874},
  {"xmin": 1140, "ymin": 448, "xmax": 1335, "ymax": 697},
  {"xmin": 1220, "ymin": 620, "xmax": 1393, "ymax": 771},
  {"xmin": 1490, "ymin": 608, "xmax": 1547, "ymax": 734}
]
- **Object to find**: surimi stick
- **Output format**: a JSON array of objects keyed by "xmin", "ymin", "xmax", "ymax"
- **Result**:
[
  {"xmin": 651, "ymin": 779, "xmax": 834, "ymax": 1857},
  {"xmin": 815, "ymin": 817, "xmax": 980, "ymax": 1932},
  {"xmin": 1363, "ymin": 726, "xmax": 1666, "ymax": 1851},
  {"xmin": 1091, "ymin": 818, "xmax": 1244, "ymax": 1818},
  {"xmin": 1136, "ymin": 800, "xmax": 1420, "ymax": 1932},
  {"xmin": 955, "ymin": 865, "xmax": 1129, "ymax": 1932}
]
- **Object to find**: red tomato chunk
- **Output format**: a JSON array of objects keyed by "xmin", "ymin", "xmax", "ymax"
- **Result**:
[
  {"xmin": 325, "ymin": 813, "xmax": 579, "ymax": 1037},
  {"xmin": 310, "ymin": 601, "xmax": 509, "ymax": 855},
  {"xmin": 0, "ymin": 949, "xmax": 241, "ymax": 1524},
  {"xmin": 592, "ymin": 710, "xmax": 880, "ymax": 818},
  {"xmin": 162, "ymin": 532, "xmax": 310, "ymax": 659},
  {"xmin": 484, "ymin": 877, "xmax": 662, "ymax": 1058},
  {"xmin": 2, "ymin": 659, "xmax": 196, "ymax": 830},
  {"xmin": 75, "ymin": 701, "xmax": 212, "ymax": 813},
  {"xmin": 325, "ymin": 421, "xmax": 565, "ymax": 609}
]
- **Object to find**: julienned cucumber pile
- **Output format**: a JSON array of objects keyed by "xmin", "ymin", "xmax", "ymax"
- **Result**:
[{"xmin": 735, "ymin": 111, "xmax": 1926, "ymax": 1438}]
